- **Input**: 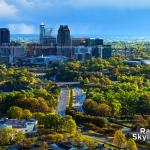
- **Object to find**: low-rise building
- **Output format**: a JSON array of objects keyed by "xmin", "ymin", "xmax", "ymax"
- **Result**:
[
  {"xmin": 26, "ymin": 43, "xmax": 57, "ymax": 57},
  {"xmin": 123, "ymin": 58, "xmax": 150, "ymax": 66},
  {"xmin": 23, "ymin": 55, "xmax": 70, "ymax": 66},
  {"xmin": 141, "ymin": 59, "xmax": 150, "ymax": 65},
  {"xmin": 123, "ymin": 60, "xmax": 141, "ymax": 66},
  {"xmin": 74, "ymin": 46, "xmax": 92, "ymax": 61},
  {"xmin": 0, "ymin": 118, "xmax": 38, "ymax": 133}
]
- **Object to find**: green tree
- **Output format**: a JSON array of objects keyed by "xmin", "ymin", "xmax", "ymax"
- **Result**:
[
  {"xmin": 33, "ymin": 112, "xmax": 45, "ymax": 125},
  {"xmin": 111, "ymin": 99, "xmax": 122, "ymax": 116},
  {"xmin": 44, "ymin": 114, "xmax": 62, "ymax": 132},
  {"xmin": 7, "ymin": 106, "xmax": 23, "ymax": 119},
  {"xmin": 0, "ymin": 128, "xmax": 24, "ymax": 145},
  {"xmin": 84, "ymin": 78, "xmax": 90, "ymax": 84},
  {"xmin": 137, "ymin": 93, "xmax": 150, "ymax": 114},
  {"xmin": 63, "ymin": 115, "xmax": 77, "ymax": 133},
  {"xmin": 22, "ymin": 109, "xmax": 32, "ymax": 120},
  {"xmin": 69, "ymin": 89, "xmax": 74, "ymax": 107}
]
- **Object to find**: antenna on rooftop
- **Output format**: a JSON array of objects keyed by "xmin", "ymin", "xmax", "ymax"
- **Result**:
[{"xmin": 40, "ymin": 21, "xmax": 45, "ymax": 26}]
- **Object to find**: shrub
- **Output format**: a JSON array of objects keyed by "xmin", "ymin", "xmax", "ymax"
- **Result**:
[
  {"xmin": 40, "ymin": 134, "xmax": 64, "ymax": 143},
  {"xmin": 66, "ymin": 108, "xmax": 108, "ymax": 128}
]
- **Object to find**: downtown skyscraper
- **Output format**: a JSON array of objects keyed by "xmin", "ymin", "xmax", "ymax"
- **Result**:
[
  {"xmin": 0, "ymin": 28, "xmax": 10, "ymax": 44},
  {"xmin": 57, "ymin": 25, "xmax": 72, "ymax": 57}
]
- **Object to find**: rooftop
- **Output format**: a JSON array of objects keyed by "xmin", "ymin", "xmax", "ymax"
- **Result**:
[{"xmin": 0, "ymin": 118, "xmax": 38, "ymax": 132}]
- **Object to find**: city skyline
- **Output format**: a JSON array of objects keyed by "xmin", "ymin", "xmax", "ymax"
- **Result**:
[{"xmin": 1, "ymin": 0, "xmax": 150, "ymax": 36}]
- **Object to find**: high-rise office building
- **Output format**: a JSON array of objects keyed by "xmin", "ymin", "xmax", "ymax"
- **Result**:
[
  {"xmin": 40, "ymin": 22, "xmax": 45, "ymax": 44},
  {"xmin": 0, "ymin": 28, "xmax": 10, "ymax": 44},
  {"xmin": 39, "ymin": 23, "xmax": 57, "ymax": 56},
  {"xmin": 0, "ymin": 28, "xmax": 12, "ymax": 64},
  {"xmin": 57, "ymin": 25, "xmax": 72, "ymax": 57},
  {"xmin": 40, "ymin": 23, "xmax": 56, "ymax": 46}
]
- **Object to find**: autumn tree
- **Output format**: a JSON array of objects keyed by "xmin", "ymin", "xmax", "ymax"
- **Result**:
[
  {"xmin": 40, "ymin": 142, "xmax": 49, "ymax": 150},
  {"xmin": 96, "ymin": 103, "xmax": 112, "ymax": 117},
  {"xmin": 127, "ymin": 139, "xmax": 137, "ymax": 150},
  {"xmin": 113, "ymin": 130, "xmax": 127, "ymax": 148},
  {"xmin": 7, "ymin": 106, "xmax": 23, "ymax": 119}
]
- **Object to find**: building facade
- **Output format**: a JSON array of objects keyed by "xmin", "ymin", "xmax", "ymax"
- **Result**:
[
  {"xmin": 0, "ymin": 28, "xmax": 10, "ymax": 44},
  {"xmin": 74, "ymin": 46, "xmax": 92, "ymax": 61},
  {"xmin": 86, "ymin": 38, "xmax": 103, "ymax": 47},
  {"xmin": 0, "ymin": 28, "xmax": 11, "ymax": 64},
  {"xmin": 57, "ymin": 25, "xmax": 72, "ymax": 57},
  {"xmin": 0, "ymin": 118, "xmax": 38, "ymax": 133},
  {"xmin": 40, "ymin": 23, "xmax": 56, "ymax": 47},
  {"xmin": 102, "ymin": 45, "xmax": 112, "ymax": 59}
]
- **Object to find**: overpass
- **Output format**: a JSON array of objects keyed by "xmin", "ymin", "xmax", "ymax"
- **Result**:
[{"xmin": 56, "ymin": 82, "xmax": 81, "ymax": 87}]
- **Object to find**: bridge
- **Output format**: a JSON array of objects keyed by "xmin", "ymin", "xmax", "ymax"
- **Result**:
[{"xmin": 56, "ymin": 82, "xmax": 81, "ymax": 87}]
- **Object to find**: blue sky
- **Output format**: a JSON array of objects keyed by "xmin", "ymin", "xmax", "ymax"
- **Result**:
[{"xmin": 1, "ymin": 0, "xmax": 150, "ymax": 36}]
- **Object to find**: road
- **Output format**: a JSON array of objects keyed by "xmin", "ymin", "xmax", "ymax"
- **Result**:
[
  {"xmin": 56, "ymin": 88, "xmax": 69, "ymax": 117},
  {"xmin": 56, "ymin": 87, "xmax": 144, "ymax": 149},
  {"xmin": 73, "ymin": 88, "xmax": 86, "ymax": 112},
  {"xmin": 56, "ymin": 88, "xmax": 86, "ymax": 116}
]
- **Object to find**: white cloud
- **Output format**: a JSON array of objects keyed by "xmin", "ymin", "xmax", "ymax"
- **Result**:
[
  {"xmin": 0, "ymin": 0, "xmax": 18, "ymax": 18},
  {"xmin": 8, "ymin": 0, "xmax": 55, "ymax": 9},
  {"xmin": 17, "ymin": 0, "xmax": 150, "ymax": 8},
  {"xmin": 13, "ymin": 0, "xmax": 33, "ymax": 8},
  {"xmin": 67, "ymin": 0, "xmax": 150, "ymax": 8},
  {"xmin": 4, "ymin": 0, "xmax": 150, "ymax": 11},
  {"xmin": 8, "ymin": 23, "xmax": 35, "ymax": 34},
  {"xmin": 13, "ymin": 0, "xmax": 150, "ymax": 8}
]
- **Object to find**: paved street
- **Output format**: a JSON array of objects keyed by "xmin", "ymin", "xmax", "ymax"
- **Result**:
[
  {"xmin": 73, "ymin": 88, "xmax": 86, "ymax": 112},
  {"xmin": 56, "ymin": 88, "xmax": 69, "ymax": 116},
  {"xmin": 56, "ymin": 87, "xmax": 86, "ymax": 116}
]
